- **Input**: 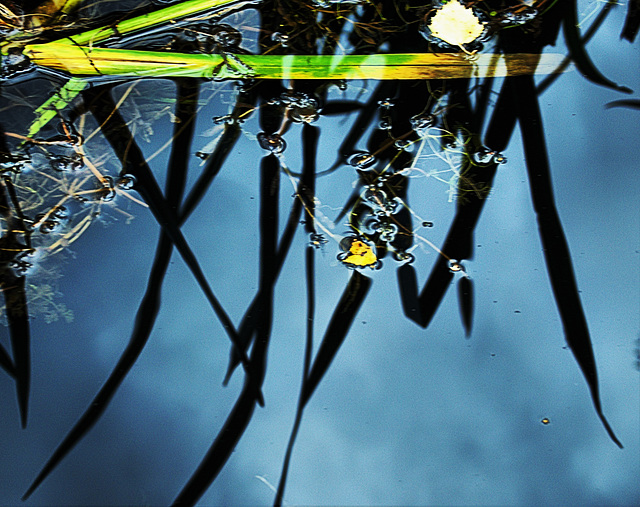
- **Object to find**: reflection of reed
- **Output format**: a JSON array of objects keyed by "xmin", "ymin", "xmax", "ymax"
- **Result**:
[{"xmin": 0, "ymin": 0, "xmax": 632, "ymax": 504}]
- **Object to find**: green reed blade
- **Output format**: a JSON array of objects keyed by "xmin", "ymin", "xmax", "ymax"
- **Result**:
[
  {"xmin": 24, "ymin": 43, "xmax": 568, "ymax": 79},
  {"xmin": 25, "ymin": 77, "xmax": 87, "ymax": 140},
  {"xmin": 57, "ymin": 0, "xmax": 250, "ymax": 47}
]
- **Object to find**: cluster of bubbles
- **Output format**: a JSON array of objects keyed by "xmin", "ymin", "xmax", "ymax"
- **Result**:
[
  {"xmin": 269, "ymin": 91, "xmax": 320, "ymax": 124},
  {"xmin": 257, "ymin": 132, "xmax": 287, "ymax": 154},
  {"xmin": 356, "ymin": 180, "xmax": 404, "ymax": 247},
  {"xmin": 362, "ymin": 186, "xmax": 399, "ymax": 216},
  {"xmin": 493, "ymin": 7, "xmax": 539, "ymax": 27}
]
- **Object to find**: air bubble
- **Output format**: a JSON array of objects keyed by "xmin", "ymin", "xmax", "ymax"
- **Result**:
[
  {"xmin": 116, "ymin": 174, "xmax": 136, "ymax": 190},
  {"xmin": 257, "ymin": 132, "xmax": 286, "ymax": 154},
  {"xmin": 422, "ymin": 221, "xmax": 434, "ymax": 228},
  {"xmin": 347, "ymin": 151, "xmax": 376, "ymax": 169},
  {"xmin": 377, "ymin": 98, "xmax": 394, "ymax": 109},
  {"xmin": 378, "ymin": 120, "xmax": 392, "ymax": 130}
]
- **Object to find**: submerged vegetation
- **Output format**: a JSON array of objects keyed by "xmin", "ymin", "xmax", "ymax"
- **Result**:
[{"xmin": 0, "ymin": 0, "xmax": 637, "ymax": 504}]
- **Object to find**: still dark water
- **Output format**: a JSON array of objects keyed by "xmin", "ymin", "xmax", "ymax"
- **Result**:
[{"xmin": 0, "ymin": 0, "xmax": 638, "ymax": 505}]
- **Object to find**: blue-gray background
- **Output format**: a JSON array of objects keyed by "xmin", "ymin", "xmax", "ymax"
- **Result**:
[{"xmin": 1, "ymin": 4, "xmax": 639, "ymax": 506}]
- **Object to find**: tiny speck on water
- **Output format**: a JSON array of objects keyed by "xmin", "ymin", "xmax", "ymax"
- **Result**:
[{"xmin": 541, "ymin": 418, "xmax": 550, "ymax": 425}]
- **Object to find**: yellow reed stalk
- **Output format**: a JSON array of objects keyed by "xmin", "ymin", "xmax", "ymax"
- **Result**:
[{"xmin": 23, "ymin": 43, "xmax": 568, "ymax": 80}]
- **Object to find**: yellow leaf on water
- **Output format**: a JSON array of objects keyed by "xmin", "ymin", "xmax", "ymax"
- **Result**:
[
  {"xmin": 341, "ymin": 239, "xmax": 377, "ymax": 268},
  {"xmin": 428, "ymin": 1, "xmax": 486, "ymax": 47}
]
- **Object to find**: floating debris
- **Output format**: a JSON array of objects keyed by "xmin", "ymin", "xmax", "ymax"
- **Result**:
[{"xmin": 338, "ymin": 236, "xmax": 378, "ymax": 269}]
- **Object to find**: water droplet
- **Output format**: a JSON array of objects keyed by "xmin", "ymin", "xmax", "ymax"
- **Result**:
[
  {"xmin": 0, "ymin": 152, "xmax": 29, "ymax": 172},
  {"xmin": 422, "ymin": 221, "xmax": 434, "ymax": 228},
  {"xmin": 473, "ymin": 147, "xmax": 507, "ymax": 165},
  {"xmin": 492, "ymin": 153, "xmax": 507, "ymax": 164},
  {"xmin": 195, "ymin": 152, "xmax": 209, "ymax": 160},
  {"xmin": 39, "ymin": 219, "xmax": 59, "ymax": 234},
  {"xmin": 116, "ymin": 174, "xmax": 136, "ymax": 190},
  {"xmin": 378, "ymin": 120, "xmax": 392, "ymax": 130},
  {"xmin": 394, "ymin": 139, "xmax": 412, "ymax": 152},
  {"xmin": 284, "ymin": 93, "xmax": 319, "ymax": 124},
  {"xmin": 209, "ymin": 24, "xmax": 242, "ymax": 49},
  {"xmin": 309, "ymin": 233, "xmax": 328, "ymax": 248},
  {"xmin": 257, "ymin": 132, "xmax": 286, "ymax": 154},
  {"xmin": 50, "ymin": 154, "xmax": 83, "ymax": 172},
  {"xmin": 378, "ymin": 221, "xmax": 398, "ymax": 242},
  {"xmin": 9, "ymin": 258, "xmax": 32, "ymax": 275},
  {"xmin": 271, "ymin": 32, "xmax": 289, "ymax": 47},
  {"xmin": 1, "ymin": 47, "xmax": 32, "ymax": 78},
  {"xmin": 51, "ymin": 206, "xmax": 69, "ymax": 220},
  {"xmin": 393, "ymin": 250, "xmax": 415, "ymax": 263},
  {"xmin": 472, "ymin": 147, "xmax": 494, "ymax": 164},
  {"xmin": 410, "ymin": 113, "xmax": 435, "ymax": 130},
  {"xmin": 363, "ymin": 187, "xmax": 399, "ymax": 215},
  {"xmin": 347, "ymin": 151, "xmax": 376, "ymax": 169},
  {"xmin": 499, "ymin": 7, "xmax": 538, "ymax": 26},
  {"xmin": 213, "ymin": 115, "xmax": 236, "ymax": 125},
  {"xmin": 97, "ymin": 176, "xmax": 116, "ymax": 201},
  {"xmin": 449, "ymin": 259, "xmax": 464, "ymax": 273}
]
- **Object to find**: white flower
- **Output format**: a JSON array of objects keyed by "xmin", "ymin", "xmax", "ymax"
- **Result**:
[{"xmin": 428, "ymin": 1, "xmax": 486, "ymax": 47}]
